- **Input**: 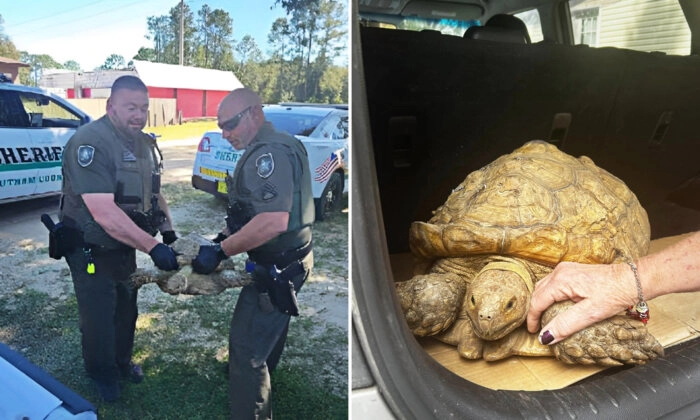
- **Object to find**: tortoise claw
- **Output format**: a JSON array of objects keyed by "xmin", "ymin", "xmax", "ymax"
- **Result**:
[{"xmin": 551, "ymin": 315, "xmax": 663, "ymax": 366}]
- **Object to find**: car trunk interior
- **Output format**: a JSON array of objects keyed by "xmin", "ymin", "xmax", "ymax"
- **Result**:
[
  {"xmin": 361, "ymin": 25, "xmax": 700, "ymax": 254},
  {"xmin": 356, "ymin": 18, "xmax": 700, "ymax": 403}
]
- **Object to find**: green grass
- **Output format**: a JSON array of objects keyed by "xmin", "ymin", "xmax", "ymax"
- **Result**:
[
  {"xmin": 0, "ymin": 285, "xmax": 347, "ymax": 419},
  {"xmin": 149, "ymin": 120, "xmax": 219, "ymax": 141}
]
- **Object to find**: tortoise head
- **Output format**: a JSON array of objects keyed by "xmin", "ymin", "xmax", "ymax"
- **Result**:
[{"xmin": 465, "ymin": 260, "xmax": 533, "ymax": 341}]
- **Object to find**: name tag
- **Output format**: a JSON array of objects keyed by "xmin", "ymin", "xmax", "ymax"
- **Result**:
[{"xmin": 123, "ymin": 150, "xmax": 137, "ymax": 162}]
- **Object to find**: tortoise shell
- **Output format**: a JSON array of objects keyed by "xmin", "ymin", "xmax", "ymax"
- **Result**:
[{"xmin": 409, "ymin": 140, "xmax": 650, "ymax": 266}]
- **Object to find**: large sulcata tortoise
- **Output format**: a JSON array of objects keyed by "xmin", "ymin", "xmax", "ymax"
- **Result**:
[
  {"xmin": 396, "ymin": 140, "xmax": 663, "ymax": 366},
  {"xmin": 130, "ymin": 232, "xmax": 251, "ymax": 295}
]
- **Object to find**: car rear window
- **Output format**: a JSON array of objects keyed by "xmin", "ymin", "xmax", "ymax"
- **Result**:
[
  {"xmin": 263, "ymin": 110, "xmax": 326, "ymax": 137},
  {"xmin": 514, "ymin": 9, "xmax": 544, "ymax": 43},
  {"xmin": 360, "ymin": 13, "xmax": 477, "ymax": 36}
]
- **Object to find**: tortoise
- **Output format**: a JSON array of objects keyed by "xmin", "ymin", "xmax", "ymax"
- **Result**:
[
  {"xmin": 396, "ymin": 140, "xmax": 664, "ymax": 366},
  {"xmin": 130, "ymin": 232, "xmax": 251, "ymax": 295}
]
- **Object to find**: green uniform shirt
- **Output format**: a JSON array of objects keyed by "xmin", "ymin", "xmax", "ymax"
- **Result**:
[
  {"xmin": 230, "ymin": 122, "xmax": 314, "ymax": 254},
  {"xmin": 60, "ymin": 116, "xmax": 160, "ymax": 248}
]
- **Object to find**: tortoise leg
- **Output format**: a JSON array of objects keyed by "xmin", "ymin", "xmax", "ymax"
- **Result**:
[
  {"xmin": 543, "ymin": 301, "xmax": 664, "ymax": 366},
  {"xmin": 482, "ymin": 326, "xmax": 553, "ymax": 361},
  {"xmin": 435, "ymin": 317, "xmax": 484, "ymax": 360},
  {"xmin": 395, "ymin": 273, "xmax": 466, "ymax": 336}
]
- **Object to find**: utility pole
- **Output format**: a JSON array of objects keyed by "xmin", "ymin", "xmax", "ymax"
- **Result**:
[{"xmin": 179, "ymin": 0, "xmax": 184, "ymax": 65}]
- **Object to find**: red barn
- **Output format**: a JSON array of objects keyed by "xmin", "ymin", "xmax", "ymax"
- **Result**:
[
  {"xmin": 131, "ymin": 60, "xmax": 243, "ymax": 119},
  {"xmin": 48, "ymin": 61, "xmax": 243, "ymax": 120}
]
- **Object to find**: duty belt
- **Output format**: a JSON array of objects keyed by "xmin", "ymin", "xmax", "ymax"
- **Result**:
[{"xmin": 248, "ymin": 240, "xmax": 313, "ymax": 268}]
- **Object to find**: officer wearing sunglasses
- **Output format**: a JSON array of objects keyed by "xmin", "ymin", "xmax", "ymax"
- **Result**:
[{"xmin": 191, "ymin": 88, "xmax": 314, "ymax": 419}]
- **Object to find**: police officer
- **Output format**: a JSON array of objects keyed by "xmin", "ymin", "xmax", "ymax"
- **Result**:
[
  {"xmin": 191, "ymin": 88, "xmax": 314, "ymax": 419},
  {"xmin": 60, "ymin": 75, "xmax": 179, "ymax": 402}
]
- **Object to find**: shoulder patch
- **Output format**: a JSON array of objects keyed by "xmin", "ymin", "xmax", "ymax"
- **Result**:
[
  {"xmin": 77, "ymin": 145, "xmax": 95, "ymax": 167},
  {"xmin": 262, "ymin": 183, "xmax": 277, "ymax": 201},
  {"xmin": 256, "ymin": 153, "xmax": 275, "ymax": 179}
]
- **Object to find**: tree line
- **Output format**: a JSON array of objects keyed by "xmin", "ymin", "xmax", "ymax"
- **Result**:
[{"xmin": 0, "ymin": 0, "xmax": 347, "ymax": 104}]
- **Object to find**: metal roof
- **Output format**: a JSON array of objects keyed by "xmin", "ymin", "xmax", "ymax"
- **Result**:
[
  {"xmin": 0, "ymin": 56, "xmax": 30, "ymax": 67},
  {"xmin": 132, "ymin": 60, "xmax": 243, "ymax": 91},
  {"xmin": 40, "ymin": 62, "xmax": 243, "ymax": 92}
]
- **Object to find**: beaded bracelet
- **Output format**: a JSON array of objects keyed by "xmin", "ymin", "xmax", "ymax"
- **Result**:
[{"xmin": 625, "ymin": 261, "xmax": 649, "ymax": 324}]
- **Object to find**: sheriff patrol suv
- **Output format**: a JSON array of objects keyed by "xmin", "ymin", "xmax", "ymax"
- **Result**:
[
  {"xmin": 192, "ymin": 103, "xmax": 349, "ymax": 221},
  {"xmin": 0, "ymin": 79, "xmax": 91, "ymax": 204}
]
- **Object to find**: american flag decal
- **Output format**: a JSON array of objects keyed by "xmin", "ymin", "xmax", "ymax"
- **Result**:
[{"xmin": 314, "ymin": 150, "xmax": 343, "ymax": 183}]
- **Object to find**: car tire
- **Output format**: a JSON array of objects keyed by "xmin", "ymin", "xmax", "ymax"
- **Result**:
[{"xmin": 315, "ymin": 172, "xmax": 344, "ymax": 221}]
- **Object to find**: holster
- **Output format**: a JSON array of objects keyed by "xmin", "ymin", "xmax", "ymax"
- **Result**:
[
  {"xmin": 41, "ymin": 214, "xmax": 84, "ymax": 260},
  {"xmin": 250, "ymin": 243, "xmax": 313, "ymax": 316}
]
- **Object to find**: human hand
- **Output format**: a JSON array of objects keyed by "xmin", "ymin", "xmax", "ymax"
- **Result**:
[
  {"xmin": 526, "ymin": 261, "xmax": 638, "ymax": 345},
  {"xmin": 191, "ymin": 244, "xmax": 227, "ymax": 274},
  {"xmin": 161, "ymin": 230, "xmax": 178, "ymax": 245},
  {"xmin": 149, "ymin": 243, "xmax": 179, "ymax": 271}
]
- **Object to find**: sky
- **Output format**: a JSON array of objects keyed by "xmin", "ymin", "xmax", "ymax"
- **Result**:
[{"xmin": 1, "ymin": 0, "xmax": 291, "ymax": 70}]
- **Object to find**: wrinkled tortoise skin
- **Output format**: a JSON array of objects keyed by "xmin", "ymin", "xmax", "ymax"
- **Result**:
[{"xmin": 130, "ymin": 232, "xmax": 251, "ymax": 295}]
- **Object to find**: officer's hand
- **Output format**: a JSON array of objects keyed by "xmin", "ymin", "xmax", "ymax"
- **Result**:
[
  {"xmin": 192, "ymin": 244, "xmax": 227, "ymax": 274},
  {"xmin": 161, "ymin": 230, "xmax": 178, "ymax": 245},
  {"xmin": 149, "ymin": 243, "xmax": 179, "ymax": 271}
]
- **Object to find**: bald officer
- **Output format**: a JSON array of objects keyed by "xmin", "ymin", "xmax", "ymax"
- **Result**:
[{"xmin": 192, "ymin": 88, "xmax": 314, "ymax": 419}]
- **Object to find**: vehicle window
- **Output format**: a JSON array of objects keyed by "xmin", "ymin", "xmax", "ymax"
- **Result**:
[
  {"xmin": 0, "ymin": 90, "xmax": 30, "ymax": 128},
  {"xmin": 514, "ymin": 9, "xmax": 544, "ymax": 43},
  {"xmin": 335, "ymin": 116, "xmax": 349, "ymax": 140},
  {"xmin": 397, "ymin": 17, "xmax": 476, "ymax": 36},
  {"xmin": 264, "ymin": 111, "xmax": 325, "ymax": 137},
  {"xmin": 360, "ymin": 13, "xmax": 478, "ymax": 36},
  {"xmin": 569, "ymin": 0, "xmax": 691, "ymax": 55},
  {"xmin": 18, "ymin": 92, "xmax": 83, "ymax": 128},
  {"xmin": 310, "ymin": 112, "xmax": 349, "ymax": 140}
]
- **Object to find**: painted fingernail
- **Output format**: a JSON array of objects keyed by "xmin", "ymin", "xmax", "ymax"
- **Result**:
[{"xmin": 540, "ymin": 330, "xmax": 554, "ymax": 345}]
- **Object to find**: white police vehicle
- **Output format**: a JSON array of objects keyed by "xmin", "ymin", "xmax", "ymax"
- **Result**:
[
  {"xmin": 192, "ymin": 103, "xmax": 349, "ymax": 221},
  {"xmin": 0, "ymin": 79, "xmax": 91, "ymax": 204}
]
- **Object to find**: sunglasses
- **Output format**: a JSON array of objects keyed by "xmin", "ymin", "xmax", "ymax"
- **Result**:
[{"xmin": 219, "ymin": 106, "xmax": 252, "ymax": 131}]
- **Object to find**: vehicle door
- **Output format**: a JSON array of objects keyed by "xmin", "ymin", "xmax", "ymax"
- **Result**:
[
  {"xmin": 193, "ymin": 131, "xmax": 244, "ymax": 195},
  {"xmin": 302, "ymin": 110, "xmax": 349, "ymax": 197},
  {"xmin": 19, "ymin": 91, "xmax": 84, "ymax": 197},
  {"xmin": 0, "ymin": 89, "xmax": 37, "ymax": 201}
]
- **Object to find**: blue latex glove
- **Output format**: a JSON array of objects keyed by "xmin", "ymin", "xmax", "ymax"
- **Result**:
[
  {"xmin": 192, "ymin": 244, "xmax": 227, "ymax": 274},
  {"xmin": 149, "ymin": 243, "xmax": 179, "ymax": 271}
]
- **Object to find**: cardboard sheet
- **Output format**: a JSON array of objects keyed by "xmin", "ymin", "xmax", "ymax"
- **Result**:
[{"xmin": 391, "ymin": 232, "xmax": 700, "ymax": 391}]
